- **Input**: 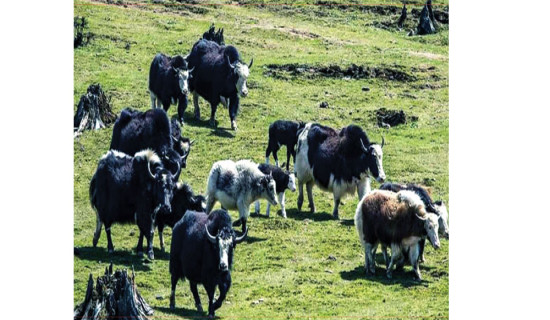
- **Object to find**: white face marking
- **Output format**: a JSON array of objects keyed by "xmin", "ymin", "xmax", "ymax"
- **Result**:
[
  {"xmin": 424, "ymin": 213, "xmax": 441, "ymax": 249},
  {"xmin": 218, "ymin": 237, "xmax": 232, "ymax": 270},
  {"xmin": 287, "ymin": 173, "xmax": 296, "ymax": 192},
  {"xmin": 162, "ymin": 174, "xmax": 167, "ymax": 183},
  {"xmin": 235, "ymin": 62, "xmax": 250, "ymax": 96},
  {"xmin": 181, "ymin": 142, "xmax": 190, "ymax": 154},
  {"xmin": 265, "ymin": 179, "xmax": 278, "ymax": 205},
  {"xmin": 434, "ymin": 202, "xmax": 449, "ymax": 237},
  {"xmin": 178, "ymin": 70, "xmax": 190, "ymax": 94},
  {"xmin": 371, "ymin": 144, "xmax": 385, "ymax": 182}
]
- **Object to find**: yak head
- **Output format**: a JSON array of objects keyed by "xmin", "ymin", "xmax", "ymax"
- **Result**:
[
  {"xmin": 259, "ymin": 172, "xmax": 278, "ymax": 206},
  {"xmin": 434, "ymin": 200, "xmax": 449, "ymax": 239},
  {"xmin": 360, "ymin": 136, "xmax": 386, "ymax": 183},
  {"xmin": 417, "ymin": 212, "xmax": 441, "ymax": 250},
  {"xmin": 287, "ymin": 172, "xmax": 297, "ymax": 192},
  {"xmin": 226, "ymin": 55, "xmax": 253, "ymax": 97},
  {"xmin": 173, "ymin": 66, "xmax": 194, "ymax": 96},
  {"xmin": 147, "ymin": 161, "xmax": 177, "ymax": 216},
  {"xmin": 161, "ymin": 148, "xmax": 183, "ymax": 179},
  {"xmin": 205, "ymin": 225, "xmax": 247, "ymax": 272}
]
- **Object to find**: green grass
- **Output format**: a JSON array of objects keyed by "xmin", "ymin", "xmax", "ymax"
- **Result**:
[{"xmin": 74, "ymin": 1, "xmax": 448, "ymax": 318}]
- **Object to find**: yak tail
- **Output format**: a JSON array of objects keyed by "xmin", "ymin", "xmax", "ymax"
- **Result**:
[{"xmin": 89, "ymin": 174, "xmax": 97, "ymax": 210}]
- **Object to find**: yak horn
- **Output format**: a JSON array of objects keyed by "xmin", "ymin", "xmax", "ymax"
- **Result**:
[
  {"xmin": 381, "ymin": 136, "xmax": 385, "ymax": 148},
  {"xmin": 172, "ymin": 160, "xmax": 180, "ymax": 176},
  {"xmin": 205, "ymin": 225, "xmax": 217, "ymax": 244},
  {"xmin": 226, "ymin": 55, "xmax": 235, "ymax": 69},
  {"xmin": 235, "ymin": 227, "xmax": 248, "ymax": 244},
  {"xmin": 188, "ymin": 66, "xmax": 195, "ymax": 73},
  {"xmin": 248, "ymin": 58, "xmax": 254, "ymax": 68},
  {"xmin": 190, "ymin": 140, "xmax": 196, "ymax": 146},
  {"xmin": 147, "ymin": 161, "xmax": 156, "ymax": 179},
  {"xmin": 360, "ymin": 139, "xmax": 369, "ymax": 153}
]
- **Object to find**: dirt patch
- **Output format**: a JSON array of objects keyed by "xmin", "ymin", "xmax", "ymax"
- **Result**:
[
  {"xmin": 264, "ymin": 63, "xmax": 416, "ymax": 82},
  {"xmin": 275, "ymin": 26, "xmax": 320, "ymax": 39},
  {"xmin": 408, "ymin": 51, "xmax": 447, "ymax": 61},
  {"xmin": 375, "ymin": 108, "xmax": 418, "ymax": 128}
]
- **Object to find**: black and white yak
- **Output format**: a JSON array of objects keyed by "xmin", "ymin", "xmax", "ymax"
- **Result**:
[
  {"xmin": 149, "ymin": 53, "xmax": 194, "ymax": 124},
  {"xmin": 295, "ymin": 123, "xmax": 386, "ymax": 218},
  {"xmin": 155, "ymin": 182, "xmax": 206, "ymax": 252},
  {"xmin": 379, "ymin": 182, "xmax": 449, "ymax": 262},
  {"xmin": 110, "ymin": 108, "xmax": 190, "ymax": 181},
  {"xmin": 169, "ymin": 209, "xmax": 247, "ymax": 319},
  {"xmin": 254, "ymin": 163, "xmax": 296, "ymax": 218},
  {"xmin": 186, "ymin": 39, "xmax": 253, "ymax": 130},
  {"xmin": 205, "ymin": 160, "xmax": 278, "ymax": 233},
  {"xmin": 89, "ymin": 149, "xmax": 176, "ymax": 260},
  {"xmin": 265, "ymin": 120, "xmax": 306, "ymax": 171},
  {"xmin": 354, "ymin": 190, "xmax": 440, "ymax": 280}
]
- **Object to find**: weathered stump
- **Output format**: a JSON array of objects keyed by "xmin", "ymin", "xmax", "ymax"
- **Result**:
[
  {"xmin": 74, "ymin": 84, "xmax": 117, "ymax": 138},
  {"xmin": 74, "ymin": 264, "xmax": 153, "ymax": 320},
  {"xmin": 416, "ymin": 1, "xmax": 436, "ymax": 35},
  {"xmin": 397, "ymin": 5, "xmax": 407, "ymax": 29},
  {"xmin": 202, "ymin": 24, "xmax": 225, "ymax": 45}
]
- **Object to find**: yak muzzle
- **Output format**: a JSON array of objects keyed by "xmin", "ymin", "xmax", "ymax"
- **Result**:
[{"xmin": 219, "ymin": 262, "xmax": 228, "ymax": 271}]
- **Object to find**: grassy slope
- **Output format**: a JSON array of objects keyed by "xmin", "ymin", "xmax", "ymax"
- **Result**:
[{"xmin": 74, "ymin": 1, "xmax": 448, "ymax": 318}]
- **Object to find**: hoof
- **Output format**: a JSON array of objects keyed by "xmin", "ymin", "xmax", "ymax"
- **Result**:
[
  {"xmin": 179, "ymin": 118, "xmax": 185, "ymax": 126},
  {"xmin": 108, "ymin": 248, "xmax": 114, "ymax": 254},
  {"xmin": 231, "ymin": 120, "xmax": 237, "ymax": 131},
  {"xmin": 209, "ymin": 119, "xmax": 216, "ymax": 127},
  {"xmin": 161, "ymin": 246, "xmax": 165, "ymax": 253},
  {"xmin": 137, "ymin": 250, "xmax": 144, "ymax": 257},
  {"xmin": 147, "ymin": 250, "xmax": 155, "ymax": 260},
  {"xmin": 386, "ymin": 272, "xmax": 393, "ymax": 279},
  {"xmin": 170, "ymin": 302, "xmax": 175, "ymax": 310},
  {"xmin": 332, "ymin": 213, "xmax": 339, "ymax": 219},
  {"xmin": 196, "ymin": 304, "xmax": 203, "ymax": 313},
  {"xmin": 208, "ymin": 314, "xmax": 214, "ymax": 320},
  {"xmin": 92, "ymin": 238, "xmax": 98, "ymax": 247}
]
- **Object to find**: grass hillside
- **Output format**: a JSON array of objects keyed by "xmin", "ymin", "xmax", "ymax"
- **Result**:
[{"xmin": 74, "ymin": 1, "xmax": 449, "ymax": 318}]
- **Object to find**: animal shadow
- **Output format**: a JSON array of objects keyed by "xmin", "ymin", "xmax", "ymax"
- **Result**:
[
  {"xmin": 209, "ymin": 127, "xmax": 234, "ymax": 138},
  {"xmin": 340, "ymin": 218, "xmax": 355, "ymax": 226},
  {"xmin": 285, "ymin": 208, "xmax": 335, "ymax": 222},
  {"xmin": 74, "ymin": 246, "xmax": 153, "ymax": 271},
  {"xmin": 155, "ymin": 306, "xmax": 206, "ymax": 319},
  {"xmin": 340, "ymin": 265, "xmax": 431, "ymax": 288},
  {"xmin": 243, "ymin": 235, "xmax": 268, "ymax": 244}
]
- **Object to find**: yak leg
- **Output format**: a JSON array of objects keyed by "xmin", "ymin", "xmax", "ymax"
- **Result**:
[
  {"xmin": 209, "ymin": 101, "xmax": 218, "ymax": 127},
  {"xmin": 387, "ymin": 243, "xmax": 402, "ymax": 279},
  {"xmin": 170, "ymin": 274, "xmax": 178, "ymax": 310},
  {"xmin": 92, "ymin": 213, "xmax": 102, "ymax": 247},
  {"xmin": 150, "ymin": 92, "xmax": 157, "ymax": 109},
  {"xmin": 105, "ymin": 225, "xmax": 114, "ymax": 253},
  {"xmin": 205, "ymin": 283, "xmax": 217, "ymax": 319},
  {"xmin": 297, "ymin": 181, "xmax": 304, "ymax": 211},
  {"xmin": 278, "ymin": 192, "xmax": 287, "ymax": 218},
  {"xmin": 212, "ymin": 273, "xmax": 231, "ymax": 312},
  {"xmin": 193, "ymin": 91, "xmax": 200, "ymax": 119},
  {"xmin": 381, "ymin": 244, "xmax": 389, "ymax": 268},
  {"xmin": 286, "ymin": 147, "xmax": 292, "ymax": 171},
  {"xmin": 228, "ymin": 95, "xmax": 239, "ymax": 131},
  {"xmin": 254, "ymin": 200, "xmax": 261, "ymax": 215},
  {"xmin": 357, "ymin": 179, "xmax": 368, "ymax": 201},
  {"xmin": 190, "ymin": 281, "xmax": 203, "ymax": 313},
  {"xmin": 418, "ymin": 237, "xmax": 426, "ymax": 263},
  {"xmin": 291, "ymin": 148, "xmax": 297, "ymax": 169},
  {"xmin": 177, "ymin": 95, "xmax": 188, "ymax": 125},
  {"xmin": 237, "ymin": 200, "xmax": 249, "ymax": 233},
  {"xmin": 205, "ymin": 195, "xmax": 216, "ymax": 214},
  {"xmin": 146, "ymin": 231, "xmax": 155, "ymax": 260},
  {"xmin": 136, "ymin": 231, "xmax": 144, "ymax": 256},
  {"xmin": 332, "ymin": 196, "xmax": 341, "ymax": 219},
  {"xmin": 158, "ymin": 223, "xmax": 166, "ymax": 252},
  {"xmin": 306, "ymin": 181, "xmax": 315, "ymax": 213},
  {"xmin": 409, "ymin": 243, "xmax": 422, "ymax": 281},
  {"xmin": 364, "ymin": 243, "xmax": 376, "ymax": 276}
]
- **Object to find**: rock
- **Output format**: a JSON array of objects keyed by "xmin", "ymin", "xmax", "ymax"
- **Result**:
[
  {"xmin": 328, "ymin": 255, "xmax": 337, "ymax": 261},
  {"xmin": 319, "ymin": 101, "xmax": 329, "ymax": 108},
  {"xmin": 156, "ymin": 295, "xmax": 163, "ymax": 300},
  {"xmin": 362, "ymin": 87, "xmax": 370, "ymax": 91},
  {"xmin": 325, "ymin": 269, "xmax": 333, "ymax": 274},
  {"xmin": 259, "ymin": 298, "xmax": 264, "ymax": 303}
]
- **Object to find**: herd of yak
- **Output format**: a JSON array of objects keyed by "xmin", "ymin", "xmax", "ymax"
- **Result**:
[{"xmin": 83, "ymin": 27, "xmax": 449, "ymax": 318}]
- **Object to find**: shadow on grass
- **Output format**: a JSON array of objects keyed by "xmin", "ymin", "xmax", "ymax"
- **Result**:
[
  {"xmin": 340, "ymin": 218, "xmax": 355, "ymax": 226},
  {"xmin": 243, "ymin": 235, "xmax": 268, "ymax": 244},
  {"xmin": 183, "ymin": 116, "xmax": 235, "ymax": 139},
  {"xmin": 340, "ymin": 265, "xmax": 433, "ymax": 288},
  {"xmin": 155, "ymin": 306, "xmax": 207, "ymax": 319},
  {"xmin": 75, "ymin": 246, "xmax": 154, "ymax": 271},
  {"xmin": 285, "ymin": 208, "xmax": 335, "ymax": 222}
]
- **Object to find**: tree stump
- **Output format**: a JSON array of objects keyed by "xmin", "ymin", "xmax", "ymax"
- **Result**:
[
  {"xmin": 74, "ymin": 84, "xmax": 117, "ymax": 138},
  {"xmin": 74, "ymin": 264, "xmax": 153, "ymax": 320},
  {"xmin": 397, "ymin": 5, "xmax": 407, "ymax": 29},
  {"xmin": 416, "ymin": 1, "xmax": 436, "ymax": 35}
]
